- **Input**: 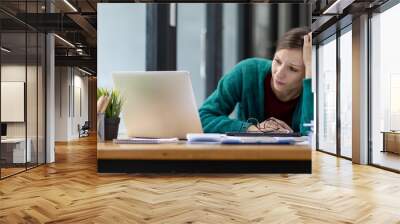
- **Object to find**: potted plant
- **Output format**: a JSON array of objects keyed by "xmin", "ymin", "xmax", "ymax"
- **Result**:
[{"xmin": 97, "ymin": 88, "xmax": 124, "ymax": 140}]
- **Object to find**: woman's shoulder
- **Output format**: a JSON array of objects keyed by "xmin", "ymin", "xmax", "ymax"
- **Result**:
[{"xmin": 221, "ymin": 57, "xmax": 272, "ymax": 84}]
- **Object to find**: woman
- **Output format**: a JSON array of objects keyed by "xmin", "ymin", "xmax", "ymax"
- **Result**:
[{"xmin": 199, "ymin": 27, "xmax": 313, "ymax": 135}]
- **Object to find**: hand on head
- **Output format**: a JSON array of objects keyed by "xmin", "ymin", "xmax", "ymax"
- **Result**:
[{"xmin": 303, "ymin": 32, "xmax": 312, "ymax": 79}]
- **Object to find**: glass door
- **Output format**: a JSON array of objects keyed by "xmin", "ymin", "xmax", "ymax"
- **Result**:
[
  {"xmin": 317, "ymin": 35, "xmax": 337, "ymax": 155},
  {"xmin": 370, "ymin": 2, "xmax": 400, "ymax": 171}
]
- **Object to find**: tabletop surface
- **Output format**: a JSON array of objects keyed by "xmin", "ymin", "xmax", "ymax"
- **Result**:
[{"xmin": 97, "ymin": 141, "xmax": 311, "ymax": 161}]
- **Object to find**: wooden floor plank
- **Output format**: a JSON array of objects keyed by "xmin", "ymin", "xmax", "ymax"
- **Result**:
[{"xmin": 0, "ymin": 135, "xmax": 400, "ymax": 223}]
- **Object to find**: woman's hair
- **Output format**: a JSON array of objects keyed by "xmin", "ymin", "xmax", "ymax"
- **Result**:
[{"xmin": 276, "ymin": 27, "xmax": 311, "ymax": 51}]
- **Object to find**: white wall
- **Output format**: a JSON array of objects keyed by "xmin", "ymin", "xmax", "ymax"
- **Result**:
[
  {"xmin": 1, "ymin": 64, "xmax": 46, "ymax": 164},
  {"xmin": 1, "ymin": 65, "xmax": 32, "ymax": 138},
  {"xmin": 177, "ymin": 4, "xmax": 206, "ymax": 108},
  {"xmin": 55, "ymin": 67, "xmax": 68, "ymax": 141},
  {"xmin": 223, "ymin": 4, "xmax": 239, "ymax": 75},
  {"xmin": 177, "ymin": 3, "xmax": 239, "ymax": 107},
  {"xmin": 54, "ymin": 67, "xmax": 89, "ymax": 141},
  {"xmin": 97, "ymin": 3, "xmax": 146, "ymax": 135},
  {"xmin": 97, "ymin": 3, "xmax": 146, "ymax": 89},
  {"xmin": 72, "ymin": 74, "xmax": 89, "ymax": 138}
]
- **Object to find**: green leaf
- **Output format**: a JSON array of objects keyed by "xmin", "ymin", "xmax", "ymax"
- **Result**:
[{"xmin": 97, "ymin": 87, "xmax": 124, "ymax": 118}]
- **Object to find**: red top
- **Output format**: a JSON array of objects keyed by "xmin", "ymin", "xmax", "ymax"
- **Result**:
[{"xmin": 264, "ymin": 74, "xmax": 299, "ymax": 127}]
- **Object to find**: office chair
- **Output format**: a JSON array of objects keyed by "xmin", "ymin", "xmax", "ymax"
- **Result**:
[{"xmin": 78, "ymin": 121, "xmax": 90, "ymax": 138}]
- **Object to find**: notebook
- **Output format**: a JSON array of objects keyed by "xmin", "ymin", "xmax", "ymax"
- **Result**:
[
  {"xmin": 113, "ymin": 137, "xmax": 179, "ymax": 144},
  {"xmin": 221, "ymin": 136, "xmax": 298, "ymax": 144},
  {"xmin": 186, "ymin": 133, "xmax": 225, "ymax": 143},
  {"xmin": 226, "ymin": 132, "xmax": 301, "ymax": 137}
]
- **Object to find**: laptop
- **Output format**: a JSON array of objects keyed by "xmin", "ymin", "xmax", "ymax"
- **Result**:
[{"xmin": 113, "ymin": 71, "xmax": 203, "ymax": 139}]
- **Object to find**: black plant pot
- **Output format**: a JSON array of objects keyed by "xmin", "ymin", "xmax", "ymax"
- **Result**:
[{"xmin": 104, "ymin": 117, "xmax": 120, "ymax": 140}]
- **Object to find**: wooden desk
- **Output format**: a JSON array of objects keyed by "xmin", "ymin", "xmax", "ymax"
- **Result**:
[
  {"xmin": 97, "ymin": 142, "xmax": 311, "ymax": 173},
  {"xmin": 1, "ymin": 138, "xmax": 32, "ymax": 165}
]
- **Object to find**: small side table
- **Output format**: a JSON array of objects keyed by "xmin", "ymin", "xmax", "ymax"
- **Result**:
[{"xmin": 382, "ymin": 131, "xmax": 400, "ymax": 154}]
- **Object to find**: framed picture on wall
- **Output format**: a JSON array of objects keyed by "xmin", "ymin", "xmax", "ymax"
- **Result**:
[{"xmin": 1, "ymin": 81, "xmax": 25, "ymax": 122}]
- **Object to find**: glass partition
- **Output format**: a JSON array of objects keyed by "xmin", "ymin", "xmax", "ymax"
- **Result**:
[
  {"xmin": 1, "ymin": 30, "xmax": 28, "ymax": 177},
  {"xmin": 317, "ymin": 35, "xmax": 337, "ymax": 155},
  {"xmin": 0, "ymin": 1, "xmax": 46, "ymax": 179}
]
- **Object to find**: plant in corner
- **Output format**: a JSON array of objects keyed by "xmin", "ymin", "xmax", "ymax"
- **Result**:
[{"xmin": 97, "ymin": 88, "xmax": 124, "ymax": 140}]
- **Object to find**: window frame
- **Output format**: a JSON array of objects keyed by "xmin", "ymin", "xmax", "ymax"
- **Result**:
[{"xmin": 315, "ymin": 16, "xmax": 353, "ymax": 161}]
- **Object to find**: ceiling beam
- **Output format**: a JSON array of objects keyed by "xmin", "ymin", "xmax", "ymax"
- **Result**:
[
  {"xmin": 55, "ymin": 55, "xmax": 96, "ymax": 73},
  {"xmin": 67, "ymin": 13, "xmax": 97, "ymax": 40}
]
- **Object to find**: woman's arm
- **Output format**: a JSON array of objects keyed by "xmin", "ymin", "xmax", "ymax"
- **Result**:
[
  {"xmin": 300, "ymin": 32, "xmax": 314, "ymax": 135},
  {"xmin": 199, "ymin": 60, "xmax": 252, "ymax": 133},
  {"xmin": 300, "ymin": 79, "xmax": 314, "ymax": 135}
]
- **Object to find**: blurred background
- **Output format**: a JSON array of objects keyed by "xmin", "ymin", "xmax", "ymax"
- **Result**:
[{"xmin": 97, "ymin": 3, "xmax": 311, "ymax": 106}]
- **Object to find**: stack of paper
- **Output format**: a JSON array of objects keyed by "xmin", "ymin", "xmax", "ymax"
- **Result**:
[
  {"xmin": 221, "ymin": 136, "xmax": 294, "ymax": 144},
  {"xmin": 113, "ymin": 137, "xmax": 179, "ymax": 144},
  {"xmin": 186, "ymin": 133, "xmax": 308, "ymax": 145}
]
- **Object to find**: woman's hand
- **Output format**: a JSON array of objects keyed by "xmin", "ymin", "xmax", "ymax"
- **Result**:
[
  {"xmin": 303, "ymin": 32, "xmax": 312, "ymax": 79},
  {"xmin": 247, "ymin": 117, "xmax": 293, "ymax": 133},
  {"xmin": 260, "ymin": 117, "xmax": 293, "ymax": 133},
  {"xmin": 247, "ymin": 125, "xmax": 262, "ymax": 133}
]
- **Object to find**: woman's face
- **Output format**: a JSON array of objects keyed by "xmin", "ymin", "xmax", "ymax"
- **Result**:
[{"xmin": 271, "ymin": 48, "xmax": 305, "ymax": 94}]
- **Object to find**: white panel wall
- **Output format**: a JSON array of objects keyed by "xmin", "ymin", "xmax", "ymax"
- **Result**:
[
  {"xmin": 54, "ymin": 67, "xmax": 89, "ymax": 141},
  {"xmin": 1, "ymin": 65, "xmax": 28, "ymax": 137}
]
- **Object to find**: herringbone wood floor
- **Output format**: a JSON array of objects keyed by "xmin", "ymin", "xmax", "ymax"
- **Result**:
[{"xmin": 1, "ymin": 135, "xmax": 400, "ymax": 224}]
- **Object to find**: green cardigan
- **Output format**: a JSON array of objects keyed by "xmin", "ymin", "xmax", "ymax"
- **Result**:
[{"xmin": 199, "ymin": 57, "xmax": 314, "ymax": 135}]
